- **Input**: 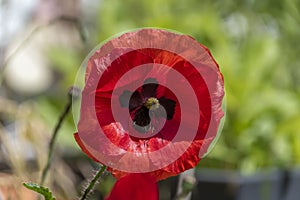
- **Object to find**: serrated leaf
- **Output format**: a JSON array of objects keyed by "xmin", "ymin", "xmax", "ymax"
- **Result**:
[{"xmin": 23, "ymin": 182, "xmax": 56, "ymax": 200}]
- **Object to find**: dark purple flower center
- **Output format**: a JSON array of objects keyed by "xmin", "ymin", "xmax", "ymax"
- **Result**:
[{"xmin": 119, "ymin": 78, "xmax": 176, "ymax": 133}]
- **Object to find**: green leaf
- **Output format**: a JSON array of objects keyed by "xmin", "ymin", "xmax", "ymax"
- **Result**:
[{"xmin": 23, "ymin": 183, "xmax": 56, "ymax": 200}]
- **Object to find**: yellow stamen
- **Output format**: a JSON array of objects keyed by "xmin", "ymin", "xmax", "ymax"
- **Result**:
[{"xmin": 144, "ymin": 97, "xmax": 159, "ymax": 109}]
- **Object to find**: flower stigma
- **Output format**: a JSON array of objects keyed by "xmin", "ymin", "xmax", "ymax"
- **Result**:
[{"xmin": 144, "ymin": 97, "xmax": 160, "ymax": 110}]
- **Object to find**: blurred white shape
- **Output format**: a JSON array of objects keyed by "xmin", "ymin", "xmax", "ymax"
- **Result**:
[
  {"xmin": 0, "ymin": 0, "xmax": 38, "ymax": 48},
  {"xmin": 79, "ymin": 0, "xmax": 100, "ymax": 18},
  {"xmin": 224, "ymin": 13, "xmax": 248, "ymax": 38},
  {"xmin": 4, "ymin": 43, "xmax": 53, "ymax": 94}
]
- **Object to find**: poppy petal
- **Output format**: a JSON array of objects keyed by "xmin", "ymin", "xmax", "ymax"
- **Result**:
[
  {"xmin": 129, "ymin": 91, "xmax": 143, "ymax": 111},
  {"xmin": 74, "ymin": 132, "xmax": 101, "ymax": 163},
  {"xmin": 142, "ymin": 78, "xmax": 158, "ymax": 98},
  {"xmin": 132, "ymin": 106, "xmax": 151, "ymax": 133},
  {"xmin": 119, "ymin": 90, "xmax": 142, "ymax": 111},
  {"xmin": 119, "ymin": 90, "xmax": 132, "ymax": 108},
  {"xmin": 106, "ymin": 173, "xmax": 159, "ymax": 200},
  {"xmin": 157, "ymin": 97, "xmax": 176, "ymax": 120}
]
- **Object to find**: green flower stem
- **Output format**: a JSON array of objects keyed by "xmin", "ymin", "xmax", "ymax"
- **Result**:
[
  {"xmin": 80, "ymin": 165, "xmax": 107, "ymax": 200},
  {"xmin": 40, "ymin": 93, "xmax": 73, "ymax": 186}
]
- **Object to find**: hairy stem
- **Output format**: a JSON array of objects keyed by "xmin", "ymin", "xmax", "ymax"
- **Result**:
[{"xmin": 80, "ymin": 165, "xmax": 107, "ymax": 200}]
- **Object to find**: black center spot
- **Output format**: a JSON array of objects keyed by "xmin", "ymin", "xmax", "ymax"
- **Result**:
[{"xmin": 119, "ymin": 78, "xmax": 176, "ymax": 133}]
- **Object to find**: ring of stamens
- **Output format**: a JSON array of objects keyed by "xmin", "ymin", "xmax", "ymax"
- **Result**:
[{"xmin": 144, "ymin": 97, "xmax": 160, "ymax": 109}]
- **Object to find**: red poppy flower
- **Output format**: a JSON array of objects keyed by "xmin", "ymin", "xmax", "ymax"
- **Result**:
[{"xmin": 74, "ymin": 29, "xmax": 224, "ymax": 183}]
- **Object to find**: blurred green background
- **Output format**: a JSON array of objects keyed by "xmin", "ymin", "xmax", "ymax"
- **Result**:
[{"xmin": 0, "ymin": 0, "xmax": 300, "ymax": 199}]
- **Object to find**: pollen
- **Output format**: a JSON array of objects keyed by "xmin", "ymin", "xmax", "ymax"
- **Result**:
[{"xmin": 144, "ymin": 97, "xmax": 160, "ymax": 109}]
